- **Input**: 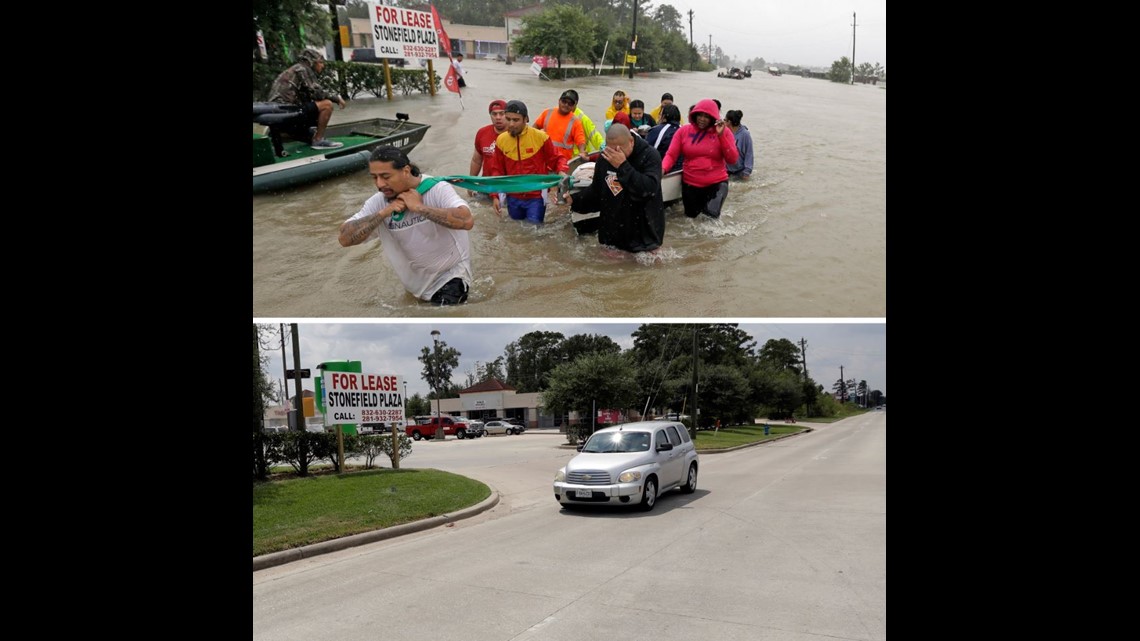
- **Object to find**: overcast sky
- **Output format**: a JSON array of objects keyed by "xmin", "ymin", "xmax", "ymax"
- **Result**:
[
  {"xmin": 258, "ymin": 320, "xmax": 886, "ymax": 403},
  {"xmin": 650, "ymin": 0, "xmax": 885, "ymax": 69}
]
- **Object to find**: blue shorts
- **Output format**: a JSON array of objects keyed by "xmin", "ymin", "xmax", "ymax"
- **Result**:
[{"xmin": 506, "ymin": 196, "xmax": 546, "ymax": 224}]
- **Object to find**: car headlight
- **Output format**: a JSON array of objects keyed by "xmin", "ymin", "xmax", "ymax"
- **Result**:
[
  {"xmin": 618, "ymin": 470, "xmax": 642, "ymax": 483},
  {"xmin": 554, "ymin": 469, "xmax": 566, "ymax": 482}
]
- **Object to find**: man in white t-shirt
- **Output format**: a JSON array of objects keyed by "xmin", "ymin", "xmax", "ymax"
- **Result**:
[
  {"xmin": 338, "ymin": 147, "xmax": 475, "ymax": 304},
  {"xmin": 452, "ymin": 53, "xmax": 467, "ymax": 88}
]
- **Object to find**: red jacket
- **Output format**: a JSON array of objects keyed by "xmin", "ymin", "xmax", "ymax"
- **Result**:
[
  {"xmin": 485, "ymin": 126, "xmax": 569, "ymax": 200},
  {"xmin": 661, "ymin": 98, "xmax": 738, "ymax": 188}
]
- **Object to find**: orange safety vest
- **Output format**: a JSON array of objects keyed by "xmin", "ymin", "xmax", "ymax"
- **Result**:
[{"xmin": 536, "ymin": 108, "xmax": 585, "ymax": 159}]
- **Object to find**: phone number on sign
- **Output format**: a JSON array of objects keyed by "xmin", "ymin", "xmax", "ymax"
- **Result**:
[
  {"xmin": 402, "ymin": 45, "xmax": 436, "ymax": 59},
  {"xmin": 361, "ymin": 409, "xmax": 405, "ymax": 423}
]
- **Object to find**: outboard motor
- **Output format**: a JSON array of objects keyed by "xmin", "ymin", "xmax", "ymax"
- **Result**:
[{"xmin": 253, "ymin": 102, "xmax": 307, "ymax": 157}]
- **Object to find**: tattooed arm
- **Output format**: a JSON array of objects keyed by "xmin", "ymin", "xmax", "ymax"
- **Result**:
[
  {"xmin": 338, "ymin": 200, "xmax": 405, "ymax": 247},
  {"xmin": 396, "ymin": 189, "xmax": 474, "ymax": 230}
]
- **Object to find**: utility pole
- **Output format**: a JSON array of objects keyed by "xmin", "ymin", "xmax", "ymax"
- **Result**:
[
  {"xmin": 291, "ymin": 323, "xmax": 304, "ymax": 431},
  {"xmin": 690, "ymin": 324, "xmax": 699, "ymax": 440},
  {"xmin": 839, "ymin": 365, "xmax": 845, "ymax": 403},
  {"xmin": 688, "ymin": 10, "xmax": 694, "ymax": 71},
  {"xmin": 329, "ymin": 1, "xmax": 348, "ymax": 99},
  {"xmin": 799, "ymin": 338, "xmax": 809, "ymax": 382},
  {"xmin": 628, "ymin": 0, "xmax": 638, "ymax": 80},
  {"xmin": 708, "ymin": 34, "xmax": 712, "ymax": 65},
  {"xmin": 431, "ymin": 330, "xmax": 444, "ymax": 439},
  {"xmin": 851, "ymin": 12, "xmax": 857, "ymax": 85},
  {"xmin": 280, "ymin": 324, "xmax": 289, "ymax": 404}
]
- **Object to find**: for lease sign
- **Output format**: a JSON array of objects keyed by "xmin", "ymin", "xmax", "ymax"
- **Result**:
[
  {"xmin": 323, "ymin": 371, "xmax": 405, "ymax": 425},
  {"xmin": 370, "ymin": 4, "xmax": 439, "ymax": 61}
]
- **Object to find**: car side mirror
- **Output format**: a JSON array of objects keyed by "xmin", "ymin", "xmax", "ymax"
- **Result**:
[
  {"xmin": 657, "ymin": 443, "xmax": 674, "ymax": 451},
  {"xmin": 576, "ymin": 445, "xmax": 584, "ymax": 452}
]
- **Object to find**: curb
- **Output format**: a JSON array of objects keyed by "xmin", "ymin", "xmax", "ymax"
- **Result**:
[
  {"xmin": 698, "ymin": 427, "xmax": 813, "ymax": 453},
  {"xmin": 253, "ymin": 489, "xmax": 501, "ymax": 572},
  {"xmin": 556, "ymin": 427, "xmax": 814, "ymax": 453}
]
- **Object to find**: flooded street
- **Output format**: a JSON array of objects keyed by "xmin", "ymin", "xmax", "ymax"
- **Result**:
[{"xmin": 252, "ymin": 59, "xmax": 885, "ymax": 318}]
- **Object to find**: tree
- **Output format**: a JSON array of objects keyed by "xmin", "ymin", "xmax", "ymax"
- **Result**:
[
  {"xmin": 253, "ymin": 0, "xmax": 335, "ymax": 100},
  {"xmin": 542, "ymin": 352, "xmax": 640, "ymax": 443},
  {"xmin": 769, "ymin": 370, "xmax": 805, "ymax": 418},
  {"xmin": 560, "ymin": 333, "xmax": 621, "ymax": 362},
  {"xmin": 758, "ymin": 338, "xmax": 802, "ymax": 375},
  {"xmin": 696, "ymin": 364, "xmax": 752, "ymax": 427},
  {"xmin": 652, "ymin": 4, "xmax": 683, "ymax": 33},
  {"xmin": 419, "ymin": 337, "xmax": 461, "ymax": 436},
  {"xmin": 814, "ymin": 392, "xmax": 842, "ymax": 417},
  {"xmin": 832, "ymin": 377, "xmax": 849, "ymax": 402},
  {"xmin": 407, "ymin": 392, "xmax": 430, "ymax": 417},
  {"xmin": 253, "ymin": 324, "xmax": 276, "ymax": 480},
  {"xmin": 511, "ymin": 4, "xmax": 597, "ymax": 74},
  {"xmin": 504, "ymin": 331, "xmax": 565, "ymax": 393},
  {"xmin": 828, "ymin": 56, "xmax": 853, "ymax": 83},
  {"xmin": 857, "ymin": 380, "xmax": 869, "ymax": 406}
]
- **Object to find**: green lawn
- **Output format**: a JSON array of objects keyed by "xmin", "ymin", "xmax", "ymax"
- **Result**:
[
  {"xmin": 692, "ymin": 424, "xmax": 806, "ymax": 450},
  {"xmin": 253, "ymin": 468, "xmax": 490, "ymax": 557}
]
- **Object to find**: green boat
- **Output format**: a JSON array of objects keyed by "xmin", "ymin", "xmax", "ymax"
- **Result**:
[{"xmin": 253, "ymin": 104, "xmax": 430, "ymax": 194}]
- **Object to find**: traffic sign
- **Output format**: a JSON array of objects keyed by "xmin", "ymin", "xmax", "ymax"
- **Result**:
[{"xmin": 286, "ymin": 368, "xmax": 311, "ymax": 378}]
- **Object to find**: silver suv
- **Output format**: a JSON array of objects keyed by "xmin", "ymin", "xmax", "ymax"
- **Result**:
[{"xmin": 553, "ymin": 421, "xmax": 699, "ymax": 511}]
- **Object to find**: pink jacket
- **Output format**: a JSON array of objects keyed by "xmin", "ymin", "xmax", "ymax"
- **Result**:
[{"xmin": 661, "ymin": 98, "xmax": 738, "ymax": 188}]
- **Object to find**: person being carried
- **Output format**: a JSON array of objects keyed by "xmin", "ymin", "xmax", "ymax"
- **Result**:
[
  {"xmin": 469, "ymin": 99, "xmax": 509, "ymax": 199},
  {"xmin": 628, "ymin": 99, "xmax": 657, "ymax": 133},
  {"xmin": 645, "ymin": 104, "xmax": 684, "ymax": 172},
  {"xmin": 724, "ymin": 109, "xmax": 754, "ymax": 180},
  {"xmin": 267, "ymin": 49, "xmax": 347, "ymax": 150},
  {"xmin": 484, "ymin": 100, "xmax": 570, "ymax": 225},
  {"xmin": 566, "ymin": 123, "xmax": 665, "ymax": 254},
  {"xmin": 338, "ymin": 146, "xmax": 475, "ymax": 305},
  {"xmin": 661, "ymin": 98, "xmax": 738, "ymax": 219},
  {"xmin": 533, "ymin": 90, "xmax": 590, "ymax": 164}
]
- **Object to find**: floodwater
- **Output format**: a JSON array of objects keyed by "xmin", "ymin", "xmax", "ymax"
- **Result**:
[{"xmin": 252, "ymin": 59, "xmax": 885, "ymax": 318}]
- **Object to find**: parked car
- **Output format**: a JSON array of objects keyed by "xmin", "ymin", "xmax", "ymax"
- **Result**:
[
  {"xmin": 484, "ymin": 420, "xmax": 521, "ymax": 436},
  {"xmin": 350, "ymin": 48, "xmax": 406, "ymax": 66},
  {"xmin": 465, "ymin": 420, "xmax": 486, "ymax": 437},
  {"xmin": 360, "ymin": 421, "xmax": 406, "ymax": 435},
  {"xmin": 553, "ymin": 421, "xmax": 699, "ymax": 512},
  {"xmin": 406, "ymin": 416, "xmax": 472, "ymax": 440},
  {"xmin": 506, "ymin": 417, "xmax": 527, "ymax": 433},
  {"xmin": 262, "ymin": 425, "xmax": 287, "ymax": 435}
]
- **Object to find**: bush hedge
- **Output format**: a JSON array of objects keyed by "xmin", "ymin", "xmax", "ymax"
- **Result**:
[
  {"xmin": 255, "ymin": 430, "xmax": 413, "ymax": 477},
  {"xmin": 254, "ymin": 60, "xmax": 442, "ymax": 102}
]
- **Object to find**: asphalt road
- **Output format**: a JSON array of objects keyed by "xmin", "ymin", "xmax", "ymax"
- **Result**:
[{"xmin": 253, "ymin": 414, "xmax": 886, "ymax": 640}]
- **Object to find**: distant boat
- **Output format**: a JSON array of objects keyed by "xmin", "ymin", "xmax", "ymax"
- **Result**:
[{"xmin": 253, "ymin": 104, "xmax": 430, "ymax": 194}]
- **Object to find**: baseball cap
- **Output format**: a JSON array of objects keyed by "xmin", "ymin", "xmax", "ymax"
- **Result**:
[
  {"xmin": 505, "ymin": 100, "xmax": 528, "ymax": 119},
  {"xmin": 559, "ymin": 90, "xmax": 579, "ymax": 104},
  {"xmin": 488, "ymin": 99, "xmax": 507, "ymax": 113}
]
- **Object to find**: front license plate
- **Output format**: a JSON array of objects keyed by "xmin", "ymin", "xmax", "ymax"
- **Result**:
[{"xmin": 574, "ymin": 489, "xmax": 594, "ymax": 498}]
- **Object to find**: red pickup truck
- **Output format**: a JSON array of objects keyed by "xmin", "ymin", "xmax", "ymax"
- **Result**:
[{"xmin": 406, "ymin": 416, "xmax": 472, "ymax": 440}]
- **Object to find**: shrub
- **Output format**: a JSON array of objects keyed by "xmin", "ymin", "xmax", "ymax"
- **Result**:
[{"xmin": 358, "ymin": 433, "xmax": 414, "ymax": 468}]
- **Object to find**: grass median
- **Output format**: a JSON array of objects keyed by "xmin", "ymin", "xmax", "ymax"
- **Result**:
[
  {"xmin": 692, "ymin": 423, "xmax": 806, "ymax": 450},
  {"xmin": 253, "ymin": 468, "xmax": 491, "ymax": 557}
]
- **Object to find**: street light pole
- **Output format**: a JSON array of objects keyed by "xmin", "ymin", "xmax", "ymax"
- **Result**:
[{"xmin": 431, "ymin": 329, "xmax": 444, "ymax": 440}]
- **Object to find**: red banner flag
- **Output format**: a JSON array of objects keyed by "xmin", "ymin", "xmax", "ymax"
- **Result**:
[
  {"xmin": 443, "ymin": 62, "xmax": 462, "ymax": 95},
  {"xmin": 430, "ymin": 4, "xmax": 452, "ymax": 58}
]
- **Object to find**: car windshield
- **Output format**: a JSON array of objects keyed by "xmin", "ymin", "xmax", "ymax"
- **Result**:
[{"xmin": 581, "ymin": 431, "xmax": 651, "ymax": 453}]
